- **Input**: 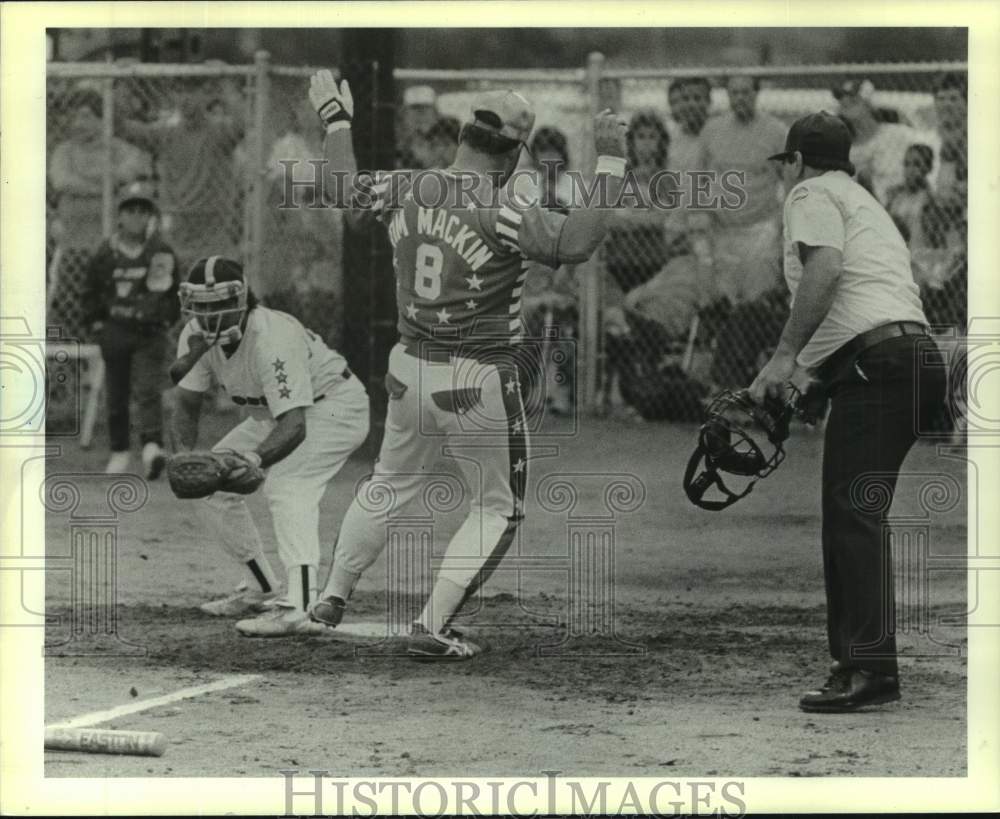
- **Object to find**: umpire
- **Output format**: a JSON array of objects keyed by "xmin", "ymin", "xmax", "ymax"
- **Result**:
[{"xmin": 750, "ymin": 112, "xmax": 947, "ymax": 713}]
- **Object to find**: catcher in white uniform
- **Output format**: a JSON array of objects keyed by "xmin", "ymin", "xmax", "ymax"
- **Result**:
[{"xmin": 170, "ymin": 256, "xmax": 370, "ymax": 636}]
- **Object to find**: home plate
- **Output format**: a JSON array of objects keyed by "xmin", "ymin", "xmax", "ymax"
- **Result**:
[{"xmin": 328, "ymin": 622, "xmax": 397, "ymax": 641}]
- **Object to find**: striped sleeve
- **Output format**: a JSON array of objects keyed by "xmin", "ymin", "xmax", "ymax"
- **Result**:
[
  {"xmin": 355, "ymin": 170, "xmax": 413, "ymax": 223},
  {"xmin": 493, "ymin": 190, "xmax": 566, "ymax": 267}
]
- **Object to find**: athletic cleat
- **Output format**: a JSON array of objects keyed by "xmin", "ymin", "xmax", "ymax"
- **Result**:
[
  {"xmin": 235, "ymin": 604, "xmax": 334, "ymax": 637},
  {"xmin": 309, "ymin": 595, "xmax": 347, "ymax": 627},
  {"xmin": 407, "ymin": 622, "xmax": 482, "ymax": 661},
  {"xmin": 199, "ymin": 588, "xmax": 277, "ymax": 617},
  {"xmin": 142, "ymin": 442, "xmax": 167, "ymax": 480}
]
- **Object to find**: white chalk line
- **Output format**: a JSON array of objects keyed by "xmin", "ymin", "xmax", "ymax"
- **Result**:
[{"xmin": 49, "ymin": 673, "xmax": 263, "ymax": 730}]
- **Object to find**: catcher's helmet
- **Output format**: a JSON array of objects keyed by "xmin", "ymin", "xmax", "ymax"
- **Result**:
[
  {"xmin": 179, "ymin": 256, "xmax": 248, "ymax": 343},
  {"xmin": 683, "ymin": 388, "xmax": 795, "ymax": 511}
]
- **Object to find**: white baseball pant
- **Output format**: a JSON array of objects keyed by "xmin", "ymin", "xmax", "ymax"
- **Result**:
[
  {"xmin": 322, "ymin": 342, "xmax": 529, "ymax": 628},
  {"xmin": 200, "ymin": 376, "xmax": 370, "ymax": 610}
]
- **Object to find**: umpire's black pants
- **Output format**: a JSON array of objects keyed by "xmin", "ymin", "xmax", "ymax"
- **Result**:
[{"xmin": 821, "ymin": 333, "xmax": 947, "ymax": 677}]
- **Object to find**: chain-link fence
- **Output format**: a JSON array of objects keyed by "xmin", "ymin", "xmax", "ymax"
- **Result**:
[
  {"xmin": 46, "ymin": 58, "xmax": 352, "ymax": 352},
  {"xmin": 47, "ymin": 55, "xmax": 968, "ymax": 435},
  {"xmin": 602, "ymin": 63, "xmax": 967, "ymax": 425},
  {"xmin": 392, "ymin": 59, "xmax": 967, "ymax": 427}
]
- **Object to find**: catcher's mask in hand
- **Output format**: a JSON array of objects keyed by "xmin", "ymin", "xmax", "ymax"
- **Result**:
[
  {"xmin": 683, "ymin": 387, "xmax": 795, "ymax": 511},
  {"xmin": 179, "ymin": 256, "xmax": 248, "ymax": 345}
]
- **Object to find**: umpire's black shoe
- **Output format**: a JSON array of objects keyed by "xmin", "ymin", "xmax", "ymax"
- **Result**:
[{"xmin": 799, "ymin": 667, "xmax": 901, "ymax": 713}]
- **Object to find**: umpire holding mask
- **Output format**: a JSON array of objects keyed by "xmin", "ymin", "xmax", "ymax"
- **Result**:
[{"xmin": 750, "ymin": 112, "xmax": 947, "ymax": 713}]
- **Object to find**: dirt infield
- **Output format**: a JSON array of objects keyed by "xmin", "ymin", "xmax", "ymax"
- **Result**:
[{"xmin": 43, "ymin": 414, "xmax": 967, "ymax": 777}]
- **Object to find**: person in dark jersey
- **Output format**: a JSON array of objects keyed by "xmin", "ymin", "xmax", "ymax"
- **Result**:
[{"xmin": 82, "ymin": 182, "xmax": 179, "ymax": 478}]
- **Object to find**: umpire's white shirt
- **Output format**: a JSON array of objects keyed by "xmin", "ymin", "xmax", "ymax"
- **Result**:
[{"xmin": 781, "ymin": 170, "xmax": 927, "ymax": 369}]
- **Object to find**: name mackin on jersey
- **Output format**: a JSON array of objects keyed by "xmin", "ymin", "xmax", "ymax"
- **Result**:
[{"xmin": 387, "ymin": 206, "xmax": 496, "ymax": 272}]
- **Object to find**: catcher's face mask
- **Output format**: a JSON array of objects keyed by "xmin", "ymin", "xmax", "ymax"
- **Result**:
[
  {"xmin": 683, "ymin": 388, "xmax": 795, "ymax": 511},
  {"xmin": 179, "ymin": 280, "xmax": 247, "ymax": 343}
]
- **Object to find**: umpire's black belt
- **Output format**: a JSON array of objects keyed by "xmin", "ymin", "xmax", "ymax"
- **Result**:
[{"xmin": 817, "ymin": 321, "xmax": 928, "ymax": 385}]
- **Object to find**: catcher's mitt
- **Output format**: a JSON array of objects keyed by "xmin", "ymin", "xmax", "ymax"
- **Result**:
[{"xmin": 166, "ymin": 450, "xmax": 265, "ymax": 499}]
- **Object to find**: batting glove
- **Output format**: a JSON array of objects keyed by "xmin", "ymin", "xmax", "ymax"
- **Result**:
[{"xmin": 309, "ymin": 70, "xmax": 354, "ymax": 133}]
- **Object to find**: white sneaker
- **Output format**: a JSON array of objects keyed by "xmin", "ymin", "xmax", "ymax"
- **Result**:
[
  {"xmin": 142, "ymin": 442, "xmax": 166, "ymax": 480},
  {"xmin": 105, "ymin": 451, "xmax": 132, "ymax": 474},
  {"xmin": 200, "ymin": 588, "xmax": 278, "ymax": 617},
  {"xmin": 235, "ymin": 604, "xmax": 334, "ymax": 637}
]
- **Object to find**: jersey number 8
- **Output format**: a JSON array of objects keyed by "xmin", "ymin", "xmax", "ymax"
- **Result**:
[{"xmin": 415, "ymin": 243, "xmax": 444, "ymax": 300}]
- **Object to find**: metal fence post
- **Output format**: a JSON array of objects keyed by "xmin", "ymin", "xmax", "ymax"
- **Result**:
[
  {"xmin": 248, "ymin": 50, "xmax": 271, "ymax": 292},
  {"xmin": 100, "ymin": 60, "xmax": 115, "ymax": 239},
  {"xmin": 579, "ymin": 51, "xmax": 605, "ymax": 416}
]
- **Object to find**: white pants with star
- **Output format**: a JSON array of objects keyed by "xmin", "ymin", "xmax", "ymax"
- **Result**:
[
  {"xmin": 200, "ymin": 375, "xmax": 370, "ymax": 610},
  {"xmin": 325, "ymin": 342, "xmax": 529, "ymax": 620}
]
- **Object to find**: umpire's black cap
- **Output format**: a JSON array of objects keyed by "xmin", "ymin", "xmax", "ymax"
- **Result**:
[{"xmin": 768, "ymin": 111, "xmax": 855, "ymax": 175}]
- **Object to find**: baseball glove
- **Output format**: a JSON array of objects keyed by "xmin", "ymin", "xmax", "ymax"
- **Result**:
[{"xmin": 166, "ymin": 450, "xmax": 265, "ymax": 499}]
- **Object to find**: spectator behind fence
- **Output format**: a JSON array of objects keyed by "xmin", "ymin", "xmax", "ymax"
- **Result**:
[
  {"xmin": 701, "ymin": 75, "xmax": 786, "ymax": 305},
  {"xmin": 930, "ymin": 72, "xmax": 967, "ymax": 200},
  {"xmin": 603, "ymin": 110, "xmax": 686, "ymax": 295},
  {"xmin": 921, "ymin": 71, "xmax": 967, "ymax": 257},
  {"xmin": 425, "ymin": 115, "xmax": 461, "ymax": 169},
  {"xmin": 665, "ymin": 76, "xmax": 715, "ymax": 293},
  {"xmin": 49, "ymin": 88, "xmax": 151, "ymax": 250},
  {"xmin": 667, "ymin": 76, "xmax": 712, "ymax": 183},
  {"xmin": 263, "ymin": 96, "xmax": 343, "ymax": 298},
  {"xmin": 520, "ymin": 127, "xmax": 578, "ymax": 417},
  {"xmin": 118, "ymin": 82, "xmax": 244, "ymax": 264},
  {"xmin": 600, "ymin": 112, "xmax": 707, "ymax": 421},
  {"xmin": 884, "ymin": 144, "xmax": 934, "ymax": 244},
  {"xmin": 835, "ymin": 79, "xmax": 919, "ymax": 205},
  {"xmin": 81, "ymin": 182, "xmax": 179, "ymax": 478},
  {"xmin": 397, "ymin": 85, "xmax": 439, "ymax": 169},
  {"xmin": 916, "ymin": 72, "xmax": 967, "ymax": 333}
]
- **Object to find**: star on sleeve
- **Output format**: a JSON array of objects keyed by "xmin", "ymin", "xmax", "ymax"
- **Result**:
[{"xmin": 259, "ymin": 322, "xmax": 313, "ymax": 416}]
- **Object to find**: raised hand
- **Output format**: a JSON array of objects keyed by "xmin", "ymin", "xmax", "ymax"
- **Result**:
[{"xmin": 309, "ymin": 70, "xmax": 354, "ymax": 132}]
